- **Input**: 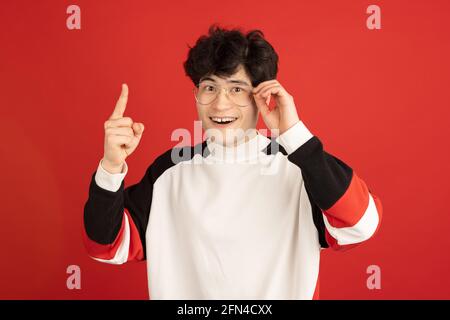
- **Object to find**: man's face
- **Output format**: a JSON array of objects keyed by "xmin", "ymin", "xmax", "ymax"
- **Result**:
[{"xmin": 195, "ymin": 65, "xmax": 259, "ymax": 146}]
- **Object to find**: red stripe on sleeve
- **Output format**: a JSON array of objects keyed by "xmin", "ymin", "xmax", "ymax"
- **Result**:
[
  {"xmin": 323, "ymin": 172, "xmax": 370, "ymax": 228},
  {"xmin": 325, "ymin": 191, "xmax": 383, "ymax": 250},
  {"xmin": 83, "ymin": 211, "xmax": 145, "ymax": 262},
  {"xmin": 125, "ymin": 210, "xmax": 145, "ymax": 262},
  {"xmin": 83, "ymin": 212, "xmax": 126, "ymax": 260}
]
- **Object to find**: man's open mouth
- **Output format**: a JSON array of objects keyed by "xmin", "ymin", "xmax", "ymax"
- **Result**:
[{"xmin": 209, "ymin": 116, "xmax": 238, "ymax": 125}]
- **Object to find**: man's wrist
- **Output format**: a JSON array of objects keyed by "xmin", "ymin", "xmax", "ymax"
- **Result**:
[
  {"xmin": 276, "ymin": 120, "xmax": 314, "ymax": 154},
  {"xmin": 95, "ymin": 159, "xmax": 128, "ymax": 192},
  {"xmin": 101, "ymin": 159, "xmax": 125, "ymax": 174}
]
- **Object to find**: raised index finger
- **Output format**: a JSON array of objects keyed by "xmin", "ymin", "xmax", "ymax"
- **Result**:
[{"xmin": 110, "ymin": 83, "xmax": 129, "ymax": 120}]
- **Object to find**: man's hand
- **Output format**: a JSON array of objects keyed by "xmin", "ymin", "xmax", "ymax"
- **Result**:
[
  {"xmin": 252, "ymin": 80, "xmax": 300, "ymax": 137},
  {"xmin": 102, "ymin": 83, "xmax": 145, "ymax": 173}
]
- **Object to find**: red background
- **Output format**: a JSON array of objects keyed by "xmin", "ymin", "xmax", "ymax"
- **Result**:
[{"xmin": 1, "ymin": 0, "xmax": 449, "ymax": 299}]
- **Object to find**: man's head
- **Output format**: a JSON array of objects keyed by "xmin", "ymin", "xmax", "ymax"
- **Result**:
[{"xmin": 183, "ymin": 24, "xmax": 279, "ymax": 146}]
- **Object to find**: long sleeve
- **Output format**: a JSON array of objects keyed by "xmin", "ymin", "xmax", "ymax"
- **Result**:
[
  {"xmin": 83, "ymin": 159, "xmax": 153, "ymax": 264},
  {"xmin": 276, "ymin": 121, "xmax": 383, "ymax": 251}
]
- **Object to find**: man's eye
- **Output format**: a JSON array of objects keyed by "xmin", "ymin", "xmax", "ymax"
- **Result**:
[
  {"xmin": 205, "ymin": 85, "xmax": 215, "ymax": 91},
  {"xmin": 232, "ymin": 87, "xmax": 243, "ymax": 93}
]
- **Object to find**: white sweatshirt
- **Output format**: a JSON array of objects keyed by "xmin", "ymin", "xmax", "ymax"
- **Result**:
[{"xmin": 83, "ymin": 121, "xmax": 383, "ymax": 299}]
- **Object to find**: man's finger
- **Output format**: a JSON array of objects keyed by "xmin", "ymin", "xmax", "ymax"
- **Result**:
[
  {"xmin": 258, "ymin": 84, "xmax": 281, "ymax": 99},
  {"xmin": 253, "ymin": 93, "xmax": 270, "ymax": 117},
  {"xmin": 104, "ymin": 117, "xmax": 134, "ymax": 129},
  {"xmin": 252, "ymin": 80, "xmax": 278, "ymax": 95},
  {"xmin": 132, "ymin": 122, "xmax": 145, "ymax": 137},
  {"xmin": 110, "ymin": 83, "xmax": 129, "ymax": 119}
]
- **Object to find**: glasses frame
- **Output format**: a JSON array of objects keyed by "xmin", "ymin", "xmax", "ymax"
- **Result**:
[{"xmin": 193, "ymin": 82, "xmax": 255, "ymax": 107}]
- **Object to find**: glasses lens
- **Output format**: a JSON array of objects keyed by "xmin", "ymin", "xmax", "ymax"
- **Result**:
[
  {"xmin": 228, "ymin": 86, "xmax": 253, "ymax": 107},
  {"xmin": 195, "ymin": 83, "xmax": 253, "ymax": 107},
  {"xmin": 195, "ymin": 83, "xmax": 218, "ymax": 105}
]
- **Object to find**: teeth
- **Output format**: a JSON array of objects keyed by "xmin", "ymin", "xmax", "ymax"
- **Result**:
[{"xmin": 211, "ymin": 117, "xmax": 237, "ymax": 123}]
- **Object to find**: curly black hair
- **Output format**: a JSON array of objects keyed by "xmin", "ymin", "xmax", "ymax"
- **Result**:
[{"xmin": 183, "ymin": 24, "xmax": 279, "ymax": 87}]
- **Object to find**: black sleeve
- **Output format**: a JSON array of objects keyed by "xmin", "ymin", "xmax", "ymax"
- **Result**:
[{"xmin": 83, "ymin": 164, "xmax": 154, "ymax": 259}]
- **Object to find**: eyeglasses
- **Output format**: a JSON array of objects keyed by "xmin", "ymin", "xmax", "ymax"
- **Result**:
[{"xmin": 193, "ymin": 82, "xmax": 254, "ymax": 107}]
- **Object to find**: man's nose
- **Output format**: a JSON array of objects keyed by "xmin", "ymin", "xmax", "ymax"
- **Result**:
[{"xmin": 211, "ymin": 88, "xmax": 233, "ymax": 111}]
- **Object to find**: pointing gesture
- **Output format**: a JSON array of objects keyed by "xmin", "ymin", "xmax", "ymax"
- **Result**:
[
  {"xmin": 102, "ymin": 84, "xmax": 145, "ymax": 174},
  {"xmin": 110, "ymin": 83, "xmax": 129, "ymax": 120}
]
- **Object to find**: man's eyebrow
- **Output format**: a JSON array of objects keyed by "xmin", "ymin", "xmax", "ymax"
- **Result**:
[
  {"xmin": 227, "ymin": 79, "xmax": 251, "ymax": 86},
  {"xmin": 199, "ymin": 77, "xmax": 216, "ymax": 83},
  {"xmin": 199, "ymin": 77, "xmax": 251, "ymax": 87}
]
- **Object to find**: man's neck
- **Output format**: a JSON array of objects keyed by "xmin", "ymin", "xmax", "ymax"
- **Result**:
[{"xmin": 221, "ymin": 129, "xmax": 258, "ymax": 148}]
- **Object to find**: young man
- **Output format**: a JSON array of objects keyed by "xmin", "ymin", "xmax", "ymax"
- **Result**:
[{"xmin": 83, "ymin": 25, "xmax": 383, "ymax": 299}]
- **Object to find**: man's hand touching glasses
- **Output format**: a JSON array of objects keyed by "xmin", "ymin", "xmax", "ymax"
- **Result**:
[{"xmin": 252, "ymin": 80, "xmax": 300, "ymax": 137}]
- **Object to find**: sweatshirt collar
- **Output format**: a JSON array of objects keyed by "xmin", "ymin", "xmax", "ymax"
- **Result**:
[{"xmin": 205, "ymin": 130, "xmax": 271, "ymax": 162}]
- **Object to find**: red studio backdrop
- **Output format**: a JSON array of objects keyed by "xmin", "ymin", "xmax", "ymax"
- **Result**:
[{"xmin": 1, "ymin": 0, "xmax": 449, "ymax": 300}]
